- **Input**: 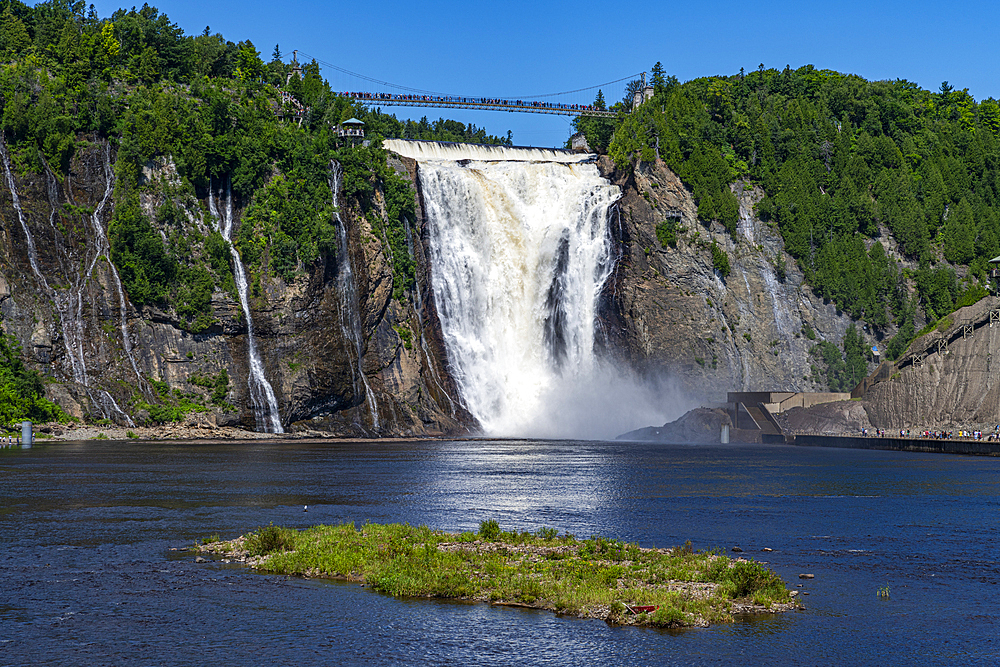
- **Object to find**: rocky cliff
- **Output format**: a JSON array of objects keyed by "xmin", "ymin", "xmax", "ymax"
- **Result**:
[
  {"xmin": 0, "ymin": 137, "xmax": 468, "ymax": 436},
  {"xmin": 0, "ymin": 140, "xmax": 876, "ymax": 436},
  {"xmin": 596, "ymin": 157, "xmax": 860, "ymax": 406},
  {"xmin": 862, "ymin": 297, "xmax": 1000, "ymax": 430}
]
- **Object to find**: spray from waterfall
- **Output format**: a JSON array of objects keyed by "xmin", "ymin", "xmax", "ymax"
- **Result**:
[
  {"xmin": 329, "ymin": 161, "xmax": 380, "ymax": 430},
  {"xmin": 208, "ymin": 180, "xmax": 283, "ymax": 433},
  {"xmin": 391, "ymin": 140, "xmax": 679, "ymax": 439}
]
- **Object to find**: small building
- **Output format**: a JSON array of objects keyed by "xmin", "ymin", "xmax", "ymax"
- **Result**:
[
  {"xmin": 337, "ymin": 118, "xmax": 365, "ymax": 140},
  {"xmin": 570, "ymin": 131, "xmax": 591, "ymax": 153},
  {"xmin": 989, "ymin": 255, "xmax": 1000, "ymax": 290},
  {"xmin": 632, "ymin": 84, "xmax": 654, "ymax": 110}
]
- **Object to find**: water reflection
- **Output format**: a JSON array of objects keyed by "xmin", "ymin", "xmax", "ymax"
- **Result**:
[{"xmin": 2, "ymin": 439, "xmax": 1000, "ymax": 665}]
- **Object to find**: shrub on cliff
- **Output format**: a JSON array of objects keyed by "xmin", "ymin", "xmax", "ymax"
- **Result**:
[
  {"xmin": 710, "ymin": 241, "xmax": 731, "ymax": 277},
  {"xmin": 0, "ymin": 333, "xmax": 67, "ymax": 426},
  {"xmin": 608, "ymin": 63, "xmax": 1000, "ymax": 332}
]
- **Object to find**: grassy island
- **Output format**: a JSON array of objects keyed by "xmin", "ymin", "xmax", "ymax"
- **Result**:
[{"xmin": 197, "ymin": 521, "xmax": 799, "ymax": 628}]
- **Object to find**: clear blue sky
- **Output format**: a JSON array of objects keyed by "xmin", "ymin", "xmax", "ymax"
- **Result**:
[{"xmin": 91, "ymin": 0, "xmax": 1000, "ymax": 147}]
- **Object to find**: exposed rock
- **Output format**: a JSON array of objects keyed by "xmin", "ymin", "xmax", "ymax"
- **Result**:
[
  {"xmin": 597, "ymin": 157, "xmax": 860, "ymax": 406},
  {"xmin": 774, "ymin": 400, "xmax": 873, "ymax": 435},
  {"xmin": 863, "ymin": 297, "xmax": 1000, "ymax": 431},
  {"xmin": 0, "ymin": 142, "xmax": 884, "ymax": 437},
  {"xmin": 618, "ymin": 407, "xmax": 731, "ymax": 443},
  {"xmin": 0, "ymin": 139, "xmax": 471, "ymax": 437}
]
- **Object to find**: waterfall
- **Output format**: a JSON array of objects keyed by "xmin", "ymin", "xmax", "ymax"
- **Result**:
[
  {"xmin": 43, "ymin": 167, "xmax": 87, "ymax": 384},
  {"xmin": 208, "ymin": 180, "xmax": 283, "ymax": 433},
  {"xmin": 383, "ymin": 139, "xmax": 593, "ymax": 164},
  {"xmin": 393, "ymin": 140, "xmax": 667, "ymax": 438},
  {"xmin": 83, "ymin": 147, "xmax": 142, "ymax": 382},
  {"xmin": 329, "ymin": 161, "xmax": 380, "ymax": 430},
  {"xmin": 1, "ymin": 140, "xmax": 133, "ymax": 426},
  {"xmin": 1, "ymin": 141, "xmax": 48, "ymax": 286}
]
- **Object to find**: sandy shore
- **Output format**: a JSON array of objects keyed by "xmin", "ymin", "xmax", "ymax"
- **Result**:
[{"xmin": 9, "ymin": 422, "xmax": 452, "ymax": 442}]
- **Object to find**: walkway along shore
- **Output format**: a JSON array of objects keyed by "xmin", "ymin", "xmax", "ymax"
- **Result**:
[{"xmin": 771, "ymin": 433, "xmax": 1000, "ymax": 456}]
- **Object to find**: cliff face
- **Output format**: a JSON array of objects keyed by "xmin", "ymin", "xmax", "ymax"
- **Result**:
[
  {"xmin": 862, "ymin": 297, "xmax": 1000, "ymax": 430},
  {"xmin": 1, "ymin": 141, "xmax": 875, "ymax": 435},
  {"xmin": 0, "ymin": 138, "xmax": 469, "ymax": 436},
  {"xmin": 596, "ymin": 157, "xmax": 859, "ymax": 405}
]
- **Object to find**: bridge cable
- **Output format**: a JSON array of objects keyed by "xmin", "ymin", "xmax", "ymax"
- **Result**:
[
  {"xmin": 297, "ymin": 51, "xmax": 465, "ymax": 97},
  {"xmin": 296, "ymin": 50, "xmax": 643, "ymax": 101},
  {"xmin": 508, "ymin": 73, "xmax": 645, "ymax": 100}
]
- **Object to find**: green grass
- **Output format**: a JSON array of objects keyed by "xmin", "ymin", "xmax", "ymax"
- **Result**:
[{"xmin": 199, "ymin": 522, "xmax": 795, "ymax": 628}]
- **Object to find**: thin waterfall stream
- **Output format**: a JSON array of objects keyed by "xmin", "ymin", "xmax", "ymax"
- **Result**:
[
  {"xmin": 84, "ymin": 147, "xmax": 142, "ymax": 383},
  {"xmin": 329, "ymin": 161, "xmax": 380, "ymax": 430},
  {"xmin": 1, "ymin": 139, "xmax": 133, "ymax": 425},
  {"xmin": 208, "ymin": 180, "xmax": 283, "ymax": 433}
]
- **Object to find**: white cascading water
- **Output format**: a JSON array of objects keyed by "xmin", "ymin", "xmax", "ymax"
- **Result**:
[
  {"xmin": 383, "ymin": 140, "xmax": 590, "ymax": 164},
  {"xmin": 208, "ymin": 180, "xmax": 283, "ymax": 433},
  {"xmin": 84, "ymin": 147, "xmax": 142, "ymax": 382},
  {"xmin": 1, "ymin": 140, "xmax": 134, "ymax": 425},
  {"xmin": 390, "ymin": 140, "xmax": 674, "ymax": 439},
  {"xmin": 1, "ymin": 141, "xmax": 48, "ymax": 289},
  {"xmin": 329, "ymin": 161, "xmax": 380, "ymax": 430}
]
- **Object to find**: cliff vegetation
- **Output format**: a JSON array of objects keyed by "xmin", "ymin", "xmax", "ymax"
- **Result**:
[
  {"xmin": 0, "ymin": 0, "xmax": 507, "ymax": 429},
  {"xmin": 579, "ymin": 63, "xmax": 1000, "ymax": 379}
]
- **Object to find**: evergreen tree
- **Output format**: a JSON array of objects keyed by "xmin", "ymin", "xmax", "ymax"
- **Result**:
[
  {"xmin": 0, "ymin": 5, "xmax": 31, "ymax": 55},
  {"xmin": 843, "ymin": 324, "xmax": 868, "ymax": 389}
]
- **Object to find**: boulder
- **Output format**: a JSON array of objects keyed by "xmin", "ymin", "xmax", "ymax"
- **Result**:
[{"xmin": 618, "ymin": 407, "xmax": 732, "ymax": 444}]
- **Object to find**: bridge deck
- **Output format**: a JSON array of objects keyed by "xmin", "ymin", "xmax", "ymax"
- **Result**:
[{"xmin": 352, "ymin": 96, "xmax": 617, "ymax": 118}]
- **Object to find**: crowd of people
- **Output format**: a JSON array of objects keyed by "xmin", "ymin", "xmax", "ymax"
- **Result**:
[
  {"xmin": 861, "ymin": 426, "xmax": 1000, "ymax": 440},
  {"xmin": 344, "ymin": 91, "xmax": 603, "ymax": 113}
]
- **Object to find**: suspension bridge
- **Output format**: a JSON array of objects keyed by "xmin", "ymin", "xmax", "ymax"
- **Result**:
[{"xmin": 296, "ymin": 51, "xmax": 638, "ymax": 118}]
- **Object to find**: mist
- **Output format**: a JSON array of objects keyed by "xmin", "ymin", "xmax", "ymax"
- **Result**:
[{"xmin": 485, "ymin": 361, "xmax": 702, "ymax": 441}]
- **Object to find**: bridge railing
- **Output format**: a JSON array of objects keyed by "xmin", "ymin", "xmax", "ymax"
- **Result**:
[{"xmin": 347, "ymin": 92, "xmax": 617, "ymax": 118}]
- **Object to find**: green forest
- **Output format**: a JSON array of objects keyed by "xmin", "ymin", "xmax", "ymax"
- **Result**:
[
  {"xmin": 2, "ymin": 0, "xmax": 997, "ymax": 407},
  {"xmin": 0, "ymin": 0, "xmax": 511, "ymax": 423},
  {"xmin": 576, "ymin": 61, "xmax": 1000, "ymax": 385},
  {"xmin": 0, "ymin": 328, "xmax": 66, "ymax": 427}
]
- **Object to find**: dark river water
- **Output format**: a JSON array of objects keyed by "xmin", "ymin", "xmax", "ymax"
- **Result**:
[{"xmin": 1, "ymin": 438, "xmax": 998, "ymax": 666}]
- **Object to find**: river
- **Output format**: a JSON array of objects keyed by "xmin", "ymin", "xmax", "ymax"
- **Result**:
[{"xmin": 1, "ymin": 439, "xmax": 998, "ymax": 665}]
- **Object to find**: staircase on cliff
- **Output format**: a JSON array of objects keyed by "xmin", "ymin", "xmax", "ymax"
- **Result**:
[{"xmin": 852, "ymin": 296, "xmax": 1000, "ymax": 400}]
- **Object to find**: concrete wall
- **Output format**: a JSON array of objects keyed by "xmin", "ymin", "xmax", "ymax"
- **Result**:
[
  {"xmin": 728, "ymin": 392, "xmax": 795, "ymax": 405},
  {"xmin": 788, "ymin": 433, "xmax": 1000, "ymax": 456},
  {"xmin": 771, "ymin": 392, "xmax": 852, "ymax": 413}
]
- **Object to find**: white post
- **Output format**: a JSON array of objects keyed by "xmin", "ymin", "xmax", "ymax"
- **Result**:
[
  {"xmin": 21, "ymin": 421, "xmax": 32, "ymax": 447},
  {"xmin": 721, "ymin": 424, "xmax": 730, "ymax": 444}
]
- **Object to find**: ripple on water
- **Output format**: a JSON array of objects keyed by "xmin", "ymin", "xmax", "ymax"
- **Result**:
[{"xmin": 1, "ymin": 439, "xmax": 1000, "ymax": 665}]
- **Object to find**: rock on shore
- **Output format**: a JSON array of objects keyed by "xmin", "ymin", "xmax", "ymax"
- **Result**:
[{"xmin": 617, "ymin": 407, "xmax": 733, "ymax": 443}]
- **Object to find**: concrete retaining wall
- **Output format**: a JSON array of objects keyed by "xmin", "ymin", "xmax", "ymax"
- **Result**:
[{"xmin": 784, "ymin": 433, "xmax": 1000, "ymax": 456}]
